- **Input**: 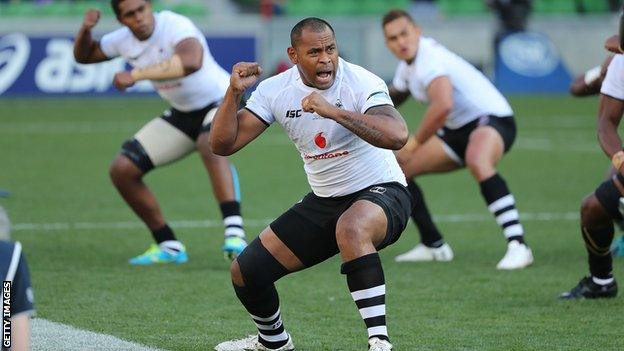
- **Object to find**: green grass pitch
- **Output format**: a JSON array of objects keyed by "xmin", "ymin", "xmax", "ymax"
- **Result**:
[{"xmin": 1, "ymin": 96, "xmax": 623, "ymax": 350}]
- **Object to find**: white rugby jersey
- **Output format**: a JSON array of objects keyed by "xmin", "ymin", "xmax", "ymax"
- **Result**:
[
  {"xmin": 392, "ymin": 37, "xmax": 513, "ymax": 129},
  {"xmin": 100, "ymin": 11, "xmax": 229, "ymax": 112},
  {"xmin": 246, "ymin": 58, "xmax": 406, "ymax": 197},
  {"xmin": 601, "ymin": 54, "xmax": 624, "ymax": 100}
]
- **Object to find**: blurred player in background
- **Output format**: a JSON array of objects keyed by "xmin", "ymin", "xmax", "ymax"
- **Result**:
[
  {"xmin": 1, "ymin": 229, "xmax": 35, "ymax": 351},
  {"xmin": 559, "ymin": 47, "xmax": 624, "ymax": 299},
  {"xmin": 73, "ymin": 0, "xmax": 247, "ymax": 265},
  {"xmin": 212, "ymin": 17, "xmax": 411, "ymax": 351},
  {"xmin": 382, "ymin": 9, "xmax": 533, "ymax": 270}
]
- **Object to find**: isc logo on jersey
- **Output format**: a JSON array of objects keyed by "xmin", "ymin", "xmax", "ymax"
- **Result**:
[{"xmin": 285, "ymin": 109, "xmax": 302, "ymax": 118}]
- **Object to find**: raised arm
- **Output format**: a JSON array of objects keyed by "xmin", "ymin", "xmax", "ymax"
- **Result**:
[
  {"xmin": 301, "ymin": 93, "xmax": 408, "ymax": 150},
  {"xmin": 73, "ymin": 9, "xmax": 109, "ymax": 64},
  {"xmin": 210, "ymin": 62, "xmax": 269, "ymax": 156},
  {"xmin": 389, "ymin": 86, "xmax": 411, "ymax": 107}
]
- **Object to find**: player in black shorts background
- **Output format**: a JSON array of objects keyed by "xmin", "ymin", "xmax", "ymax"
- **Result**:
[{"xmin": 382, "ymin": 9, "xmax": 532, "ymax": 270}]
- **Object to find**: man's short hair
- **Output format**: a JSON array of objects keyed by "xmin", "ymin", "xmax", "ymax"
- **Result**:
[
  {"xmin": 290, "ymin": 17, "xmax": 335, "ymax": 47},
  {"xmin": 382, "ymin": 9, "xmax": 415, "ymax": 28},
  {"xmin": 111, "ymin": 0, "xmax": 151, "ymax": 17}
]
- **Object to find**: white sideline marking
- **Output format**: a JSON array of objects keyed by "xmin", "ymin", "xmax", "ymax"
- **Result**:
[
  {"xmin": 32, "ymin": 318, "xmax": 164, "ymax": 351},
  {"xmin": 12, "ymin": 212, "xmax": 579, "ymax": 233}
]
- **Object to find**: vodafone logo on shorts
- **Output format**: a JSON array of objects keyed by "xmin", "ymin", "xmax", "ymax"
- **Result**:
[
  {"xmin": 314, "ymin": 132, "xmax": 327, "ymax": 148},
  {"xmin": 0, "ymin": 33, "xmax": 31, "ymax": 94}
]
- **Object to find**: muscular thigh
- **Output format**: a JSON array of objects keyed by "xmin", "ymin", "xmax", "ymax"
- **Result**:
[
  {"xmin": 268, "ymin": 193, "xmax": 349, "ymax": 267},
  {"xmin": 133, "ymin": 116, "xmax": 195, "ymax": 169},
  {"xmin": 348, "ymin": 182, "xmax": 412, "ymax": 250}
]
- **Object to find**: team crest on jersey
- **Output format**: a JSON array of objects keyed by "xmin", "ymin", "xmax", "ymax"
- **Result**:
[
  {"xmin": 335, "ymin": 99, "xmax": 343, "ymax": 108},
  {"xmin": 369, "ymin": 186, "xmax": 386, "ymax": 194}
]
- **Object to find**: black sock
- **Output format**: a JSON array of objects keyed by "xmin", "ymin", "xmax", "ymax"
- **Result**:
[
  {"xmin": 479, "ymin": 174, "xmax": 526, "ymax": 244},
  {"xmin": 406, "ymin": 179, "xmax": 444, "ymax": 247},
  {"xmin": 220, "ymin": 201, "xmax": 245, "ymax": 238},
  {"xmin": 151, "ymin": 224, "xmax": 176, "ymax": 245},
  {"xmin": 233, "ymin": 283, "xmax": 289, "ymax": 349},
  {"xmin": 341, "ymin": 253, "xmax": 389, "ymax": 342},
  {"xmin": 581, "ymin": 225, "xmax": 614, "ymax": 280}
]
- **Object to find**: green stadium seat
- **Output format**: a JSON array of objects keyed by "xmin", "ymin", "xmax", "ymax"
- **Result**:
[
  {"xmin": 534, "ymin": 0, "xmax": 576, "ymax": 14},
  {"xmin": 438, "ymin": 0, "xmax": 487, "ymax": 16}
]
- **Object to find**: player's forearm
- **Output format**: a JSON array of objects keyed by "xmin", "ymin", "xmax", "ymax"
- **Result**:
[
  {"xmin": 210, "ymin": 87, "xmax": 243, "ymax": 155},
  {"xmin": 414, "ymin": 103, "xmax": 449, "ymax": 144},
  {"xmin": 332, "ymin": 109, "xmax": 408, "ymax": 150},
  {"xmin": 73, "ymin": 26, "xmax": 97, "ymax": 63},
  {"xmin": 598, "ymin": 120, "xmax": 623, "ymax": 159},
  {"xmin": 130, "ymin": 55, "xmax": 186, "ymax": 81}
]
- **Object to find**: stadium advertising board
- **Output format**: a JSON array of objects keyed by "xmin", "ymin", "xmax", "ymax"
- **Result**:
[
  {"xmin": 0, "ymin": 33, "xmax": 255, "ymax": 96},
  {"xmin": 494, "ymin": 31, "xmax": 572, "ymax": 93}
]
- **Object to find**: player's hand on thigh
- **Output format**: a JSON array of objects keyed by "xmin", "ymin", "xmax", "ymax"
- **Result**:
[{"xmin": 393, "ymin": 136, "xmax": 418, "ymax": 166}]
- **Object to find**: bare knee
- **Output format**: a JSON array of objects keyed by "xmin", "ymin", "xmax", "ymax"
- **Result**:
[
  {"xmin": 109, "ymin": 156, "xmax": 142, "ymax": 185},
  {"xmin": 230, "ymin": 259, "xmax": 245, "ymax": 287},
  {"xmin": 336, "ymin": 219, "xmax": 367, "ymax": 252},
  {"xmin": 580, "ymin": 194, "xmax": 610, "ymax": 226},
  {"xmin": 465, "ymin": 154, "xmax": 495, "ymax": 181}
]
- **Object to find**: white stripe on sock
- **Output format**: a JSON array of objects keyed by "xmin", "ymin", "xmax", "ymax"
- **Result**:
[
  {"xmin": 496, "ymin": 209, "xmax": 519, "ymax": 226},
  {"xmin": 224, "ymin": 215, "xmax": 243, "ymax": 227},
  {"xmin": 258, "ymin": 330, "xmax": 289, "ymax": 343},
  {"xmin": 225, "ymin": 227, "xmax": 245, "ymax": 238},
  {"xmin": 159, "ymin": 240, "xmax": 183, "ymax": 252},
  {"xmin": 250, "ymin": 309, "xmax": 280, "ymax": 322},
  {"xmin": 359, "ymin": 305, "xmax": 386, "ymax": 319},
  {"xmin": 592, "ymin": 276, "xmax": 614, "ymax": 285},
  {"xmin": 488, "ymin": 194, "xmax": 515, "ymax": 213},
  {"xmin": 367, "ymin": 326, "xmax": 388, "ymax": 338},
  {"xmin": 503, "ymin": 224, "xmax": 524, "ymax": 238},
  {"xmin": 255, "ymin": 319, "xmax": 282, "ymax": 331},
  {"xmin": 351, "ymin": 284, "xmax": 385, "ymax": 301}
]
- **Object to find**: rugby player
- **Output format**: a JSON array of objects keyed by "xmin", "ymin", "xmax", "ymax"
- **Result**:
[
  {"xmin": 560, "ymin": 49, "xmax": 624, "ymax": 300},
  {"xmin": 382, "ymin": 9, "xmax": 533, "ymax": 270},
  {"xmin": 73, "ymin": 0, "xmax": 247, "ymax": 264},
  {"xmin": 212, "ymin": 17, "xmax": 410, "ymax": 351}
]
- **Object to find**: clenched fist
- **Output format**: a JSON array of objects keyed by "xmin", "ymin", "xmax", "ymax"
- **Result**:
[
  {"xmin": 301, "ymin": 92, "xmax": 337, "ymax": 119},
  {"xmin": 230, "ymin": 62, "xmax": 262, "ymax": 94},
  {"xmin": 113, "ymin": 71, "xmax": 136, "ymax": 91},
  {"xmin": 82, "ymin": 9, "xmax": 101, "ymax": 30}
]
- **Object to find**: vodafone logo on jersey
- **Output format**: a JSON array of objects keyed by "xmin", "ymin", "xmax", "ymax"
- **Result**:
[
  {"xmin": 314, "ymin": 132, "xmax": 327, "ymax": 148},
  {"xmin": 0, "ymin": 33, "xmax": 30, "ymax": 94}
]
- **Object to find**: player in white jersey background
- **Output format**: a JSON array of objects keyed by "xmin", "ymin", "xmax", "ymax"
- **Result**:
[
  {"xmin": 381, "ymin": 10, "xmax": 533, "ymax": 270},
  {"xmin": 212, "ymin": 18, "xmax": 411, "ymax": 351},
  {"xmin": 73, "ymin": 0, "xmax": 247, "ymax": 265},
  {"xmin": 559, "ymin": 51, "xmax": 624, "ymax": 299}
]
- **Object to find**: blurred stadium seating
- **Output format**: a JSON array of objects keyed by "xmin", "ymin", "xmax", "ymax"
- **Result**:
[
  {"xmin": 0, "ymin": 0, "xmax": 208, "ymax": 16},
  {"xmin": 1, "ymin": 0, "xmax": 620, "ymax": 17}
]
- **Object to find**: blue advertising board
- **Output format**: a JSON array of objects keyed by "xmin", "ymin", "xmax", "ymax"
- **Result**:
[
  {"xmin": 494, "ymin": 31, "xmax": 572, "ymax": 93},
  {"xmin": 0, "ymin": 33, "xmax": 256, "ymax": 96}
]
